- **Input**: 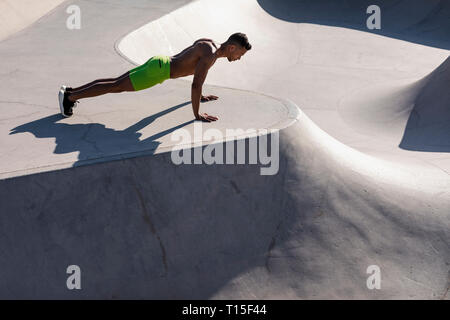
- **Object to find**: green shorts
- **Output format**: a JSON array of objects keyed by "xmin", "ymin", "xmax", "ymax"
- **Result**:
[{"xmin": 129, "ymin": 55, "xmax": 171, "ymax": 91}]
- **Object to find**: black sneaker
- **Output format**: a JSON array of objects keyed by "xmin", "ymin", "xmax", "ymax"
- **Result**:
[{"xmin": 58, "ymin": 89, "xmax": 78, "ymax": 117}]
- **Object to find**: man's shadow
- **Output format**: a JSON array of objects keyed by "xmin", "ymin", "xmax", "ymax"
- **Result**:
[{"xmin": 10, "ymin": 101, "xmax": 194, "ymax": 166}]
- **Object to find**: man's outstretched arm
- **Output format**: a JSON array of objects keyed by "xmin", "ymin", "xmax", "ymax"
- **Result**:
[{"xmin": 192, "ymin": 58, "xmax": 218, "ymax": 122}]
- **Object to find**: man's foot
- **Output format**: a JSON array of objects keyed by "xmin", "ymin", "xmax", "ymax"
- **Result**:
[{"xmin": 58, "ymin": 89, "xmax": 78, "ymax": 117}]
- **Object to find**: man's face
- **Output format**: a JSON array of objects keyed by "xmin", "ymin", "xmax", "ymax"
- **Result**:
[{"xmin": 227, "ymin": 44, "xmax": 248, "ymax": 62}]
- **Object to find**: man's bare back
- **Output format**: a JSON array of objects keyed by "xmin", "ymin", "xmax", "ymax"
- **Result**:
[{"xmin": 169, "ymin": 39, "xmax": 219, "ymax": 79}]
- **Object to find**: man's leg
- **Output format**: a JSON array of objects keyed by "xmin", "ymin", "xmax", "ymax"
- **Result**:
[
  {"xmin": 67, "ymin": 72, "xmax": 134, "ymax": 102},
  {"xmin": 68, "ymin": 77, "xmax": 118, "ymax": 92}
]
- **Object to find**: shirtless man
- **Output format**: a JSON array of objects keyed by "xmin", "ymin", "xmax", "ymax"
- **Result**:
[{"xmin": 59, "ymin": 32, "xmax": 251, "ymax": 122}]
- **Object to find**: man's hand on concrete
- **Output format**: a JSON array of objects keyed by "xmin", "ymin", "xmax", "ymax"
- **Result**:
[{"xmin": 196, "ymin": 113, "xmax": 219, "ymax": 122}]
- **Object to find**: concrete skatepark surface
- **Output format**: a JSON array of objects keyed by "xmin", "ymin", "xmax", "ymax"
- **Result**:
[
  {"xmin": 0, "ymin": 0, "xmax": 65, "ymax": 42},
  {"xmin": 0, "ymin": 0, "xmax": 449, "ymax": 299}
]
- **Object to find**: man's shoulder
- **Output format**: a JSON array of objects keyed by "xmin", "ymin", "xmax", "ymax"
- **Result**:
[
  {"xmin": 194, "ymin": 41, "xmax": 215, "ymax": 59},
  {"xmin": 194, "ymin": 40, "xmax": 214, "ymax": 51}
]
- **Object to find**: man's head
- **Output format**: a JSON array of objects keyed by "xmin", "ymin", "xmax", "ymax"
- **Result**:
[{"xmin": 223, "ymin": 32, "xmax": 251, "ymax": 62}]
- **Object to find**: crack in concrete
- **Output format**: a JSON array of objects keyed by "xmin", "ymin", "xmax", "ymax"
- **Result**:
[
  {"xmin": 442, "ymin": 284, "xmax": 450, "ymax": 300},
  {"xmin": 441, "ymin": 271, "xmax": 450, "ymax": 300},
  {"xmin": 265, "ymin": 155, "xmax": 292, "ymax": 273},
  {"xmin": 0, "ymin": 100, "xmax": 53, "ymax": 110},
  {"xmin": 0, "ymin": 111, "xmax": 40, "ymax": 123},
  {"xmin": 80, "ymin": 124, "xmax": 102, "ymax": 154},
  {"xmin": 0, "ymin": 68, "xmax": 19, "ymax": 77},
  {"xmin": 131, "ymin": 180, "xmax": 168, "ymax": 276},
  {"xmin": 265, "ymin": 220, "xmax": 283, "ymax": 274},
  {"xmin": 403, "ymin": 275, "xmax": 435, "ymax": 293}
]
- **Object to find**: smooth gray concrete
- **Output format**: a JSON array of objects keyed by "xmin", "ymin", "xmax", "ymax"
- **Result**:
[
  {"xmin": 0, "ymin": 0, "xmax": 65, "ymax": 42},
  {"xmin": 0, "ymin": 0, "xmax": 449, "ymax": 299}
]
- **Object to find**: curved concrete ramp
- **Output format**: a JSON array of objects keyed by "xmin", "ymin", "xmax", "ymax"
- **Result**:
[{"xmin": 0, "ymin": 0, "xmax": 449, "ymax": 299}]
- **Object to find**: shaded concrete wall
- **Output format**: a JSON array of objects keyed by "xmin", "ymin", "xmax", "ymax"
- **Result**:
[
  {"xmin": 1, "ymin": 111, "xmax": 448, "ymax": 299},
  {"xmin": 400, "ymin": 56, "xmax": 450, "ymax": 151}
]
